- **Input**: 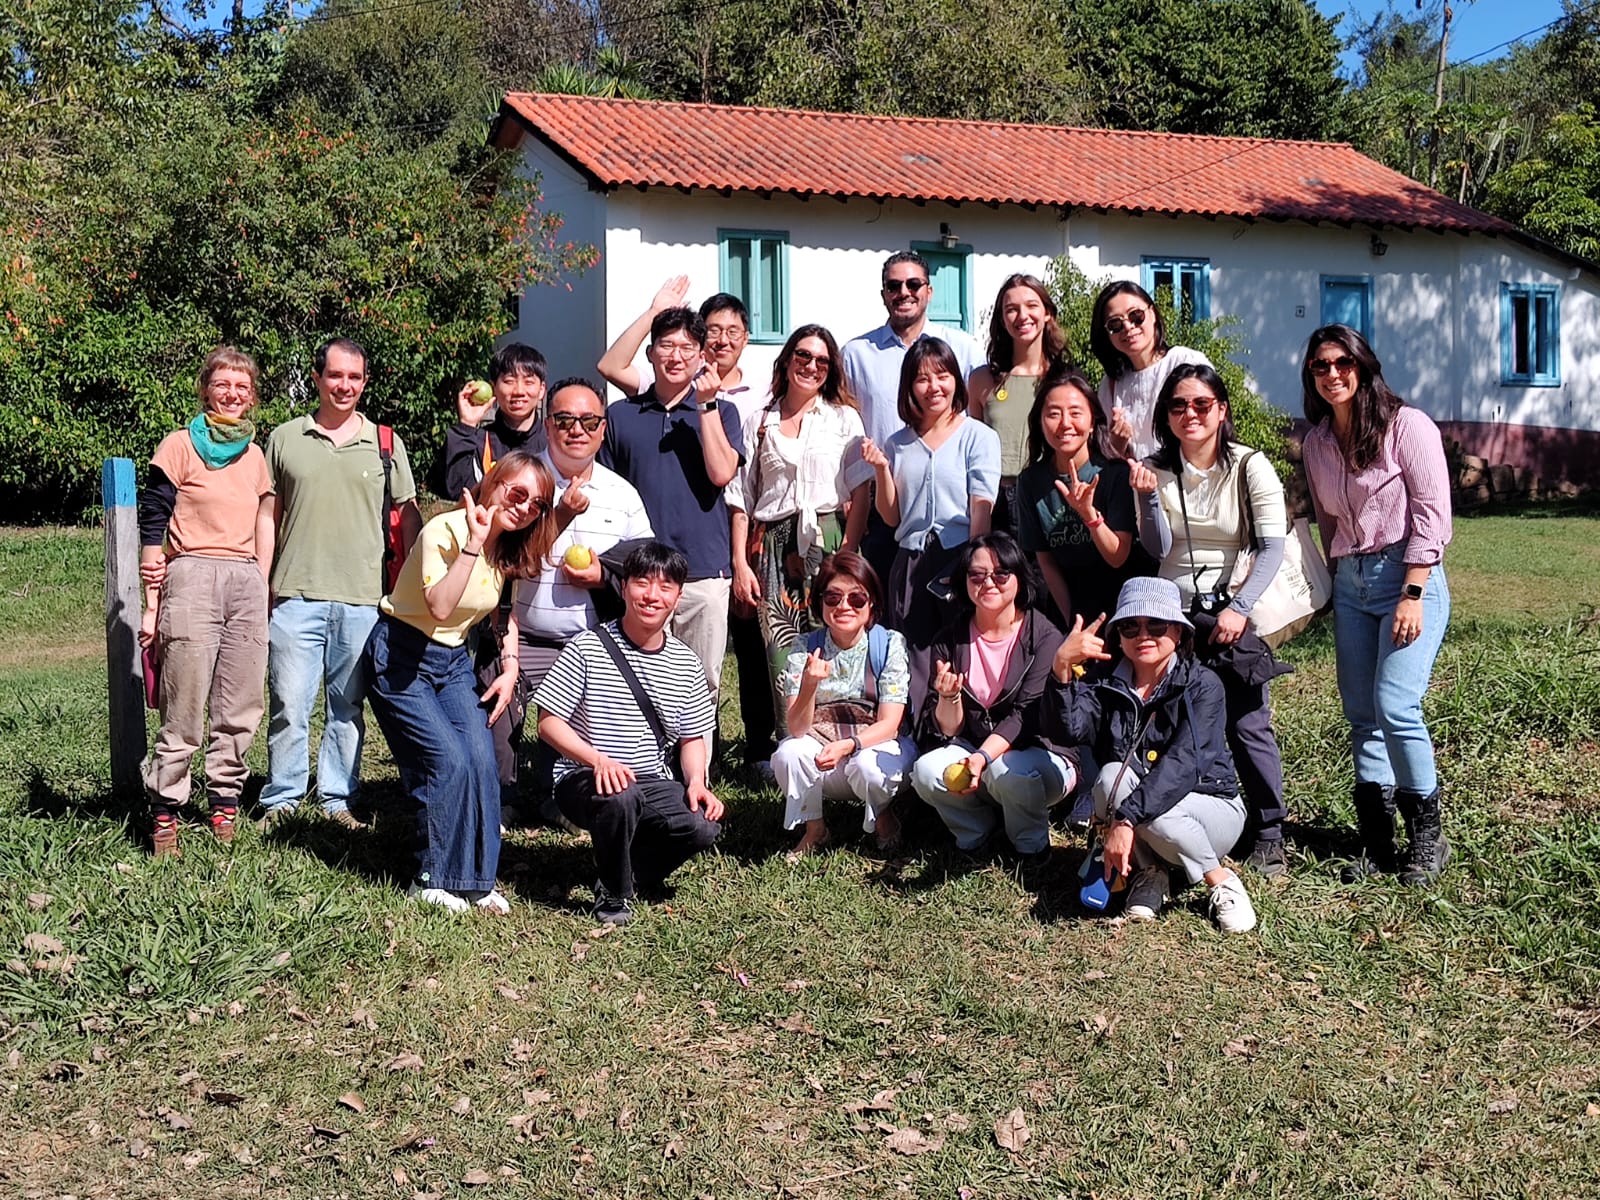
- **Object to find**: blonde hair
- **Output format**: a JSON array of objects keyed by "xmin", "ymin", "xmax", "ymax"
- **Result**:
[{"xmin": 196, "ymin": 346, "xmax": 260, "ymax": 409}]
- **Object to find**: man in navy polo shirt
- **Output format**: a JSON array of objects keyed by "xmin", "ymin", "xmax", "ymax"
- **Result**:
[{"xmin": 599, "ymin": 306, "xmax": 743, "ymax": 714}]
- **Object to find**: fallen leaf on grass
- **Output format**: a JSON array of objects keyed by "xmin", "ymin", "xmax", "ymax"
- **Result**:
[
  {"xmin": 994, "ymin": 1108, "xmax": 1029, "ymax": 1153},
  {"xmin": 1222, "ymin": 1038, "xmax": 1257, "ymax": 1059},
  {"xmin": 1585, "ymin": 1103, "xmax": 1600, "ymax": 1118},
  {"xmin": 522, "ymin": 1088, "xmax": 552, "ymax": 1104},
  {"xmin": 461, "ymin": 1168, "xmax": 491, "ymax": 1186},
  {"xmin": 230, "ymin": 1144, "xmax": 257, "ymax": 1165},
  {"xmin": 388, "ymin": 1052, "xmax": 425, "ymax": 1072},
  {"xmin": 586, "ymin": 924, "xmax": 616, "ymax": 940},
  {"xmin": 389, "ymin": 1125, "xmax": 434, "ymax": 1153},
  {"xmin": 127, "ymin": 1138, "xmax": 151, "ymax": 1159},
  {"xmin": 938, "ymin": 1113, "xmax": 972, "ymax": 1133},
  {"xmin": 663, "ymin": 1137, "xmax": 683, "ymax": 1160},
  {"xmin": 26, "ymin": 893, "xmax": 51, "ymax": 911},
  {"xmin": 495, "ymin": 985, "xmax": 521, "ymax": 1001},
  {"xmin": 842, "ymin": 1088, "xmax": 898, "ymax": 1116},
  {"xmin": 114, "ymin": 862, "xmax": 135, "ymax": 875},
  {"xmin": 159, "ymin": 1107, "xmax": 194, "ymax": 1131},
  {"xmin": 22, "ymin": 932, "xmax": 64, "ymax": 955},
  {"xmin": 450, "ymin": 1096, "xmax": 472, "ymax": 1115},
  {"xmin": 205, "ymin": 1089, "xmax": 246, "ymax": 1107},
  {"xmin": 884, "ymin": 1128, "xmax": 944, "ymax": 1156},
  {"xmin": 774, "ymin": 1013, "xmax": 816, "ymax": 1035},
  {"xmin": 309, "ymin": 1123, "xmax": 345, "ymax": 1139},
  {"xmin": 337, "ymin": 1092, "xmax": 366, "ymax": 1114},
  {"xmin": 269, "ymin": 951, "xmax": 292, "ymax": 968},
  {"xmin": 44, "ymin": 1060, "xmax": 83, "ymax": 1081},
  {"xmin": 181, "ymin": 1150, "xmax": 210, "ymax": 1170},
  {"xmin": 392, "ymin": 1167, "xmax": 409, "ymax": 1186},
  {"xmin": 1487, "ymin": 1094, "xmax": 1519, "ymax": 1115},
  {"xmin": 782, "ymin": 979, "xmax": 810, "ymax": 992}
]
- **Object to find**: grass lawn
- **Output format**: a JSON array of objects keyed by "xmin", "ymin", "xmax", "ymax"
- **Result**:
[{"xmin": 1, "ymin": 504, "xmax": 1598, "ymax": 1198}]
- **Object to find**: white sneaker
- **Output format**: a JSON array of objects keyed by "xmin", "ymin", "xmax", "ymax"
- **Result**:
[
  {"xmin": 406, "ymin": 883, "xmax": 470, "ymax": 913},
  {"xmin": 474, "ymin": 889, "xmax": 511, "ymax": 915},
  {"xmin": 1208, "ymin": 869, "xmax": 1258, "ymax": 934},
  {"xmin": 1124, "ymin": 865, "xmax": 1170, "ymax": 922}
]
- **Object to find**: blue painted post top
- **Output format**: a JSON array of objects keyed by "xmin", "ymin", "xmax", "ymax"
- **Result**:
[{"xmin": 102, "ymin": 458, "xmax": 136, "ymax": 508}]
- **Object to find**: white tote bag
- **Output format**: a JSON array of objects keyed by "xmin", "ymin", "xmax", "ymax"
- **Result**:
[{"xmin": 1227, "ymin": 455, "xmax": 1332, "ymax": 649}]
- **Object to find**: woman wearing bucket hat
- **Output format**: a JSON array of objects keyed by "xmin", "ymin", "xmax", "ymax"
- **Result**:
[{"xmin": 1044, "ymin": 576, "xmax": 1256, "ymax": 932}]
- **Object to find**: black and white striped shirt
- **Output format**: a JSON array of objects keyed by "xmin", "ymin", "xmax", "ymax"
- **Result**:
[{"xmin": 533, "ymin": 621, "xmax": 715, "ymax": 783}]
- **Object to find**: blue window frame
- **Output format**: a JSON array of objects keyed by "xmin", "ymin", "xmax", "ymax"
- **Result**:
[
  {"xmin": 1142, "ymin": 257, "xmax": 1211, "ymax": 321},
  {"xmin": 910, "ymin": 241, "xmax": 974, "ymax": 332},
  {"xmin": 718, "ymin": 229, "xmax": 789, "ymax": 343},
  {"xmin": 1320, "ymin": 275, "xmax": 1373, "ymax": 342},
  {"xmin": 1500, "ymin": 282, "xmax": 1561, "ymax": 387}
]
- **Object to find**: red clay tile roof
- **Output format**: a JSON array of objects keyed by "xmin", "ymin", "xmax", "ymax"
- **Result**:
[{"xmin": 497, "ymin": 93, "xmax": 1517, "ymax": 236}]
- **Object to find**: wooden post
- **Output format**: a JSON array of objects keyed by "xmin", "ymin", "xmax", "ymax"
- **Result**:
[{"xmin": 103, "ymin": 458, "xmax": 146, "ymax": 796}]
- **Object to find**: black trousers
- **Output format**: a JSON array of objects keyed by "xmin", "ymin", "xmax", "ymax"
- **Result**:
[
  {"xmin": 1219, "ymin": 667, "xmax": 1287, "ymax": 843},
  {"xmin": 728, "ymin": 608, "xmax": 776, "ymax": 758},
  {"xmin": 555, "ymin": 770, "xmax": 721, "ymax": 898}
]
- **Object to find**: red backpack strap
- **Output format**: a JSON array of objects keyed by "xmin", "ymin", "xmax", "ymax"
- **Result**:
[{"xmin": 377, "ymin": 424, "xmax": 402, "ymax": 591}]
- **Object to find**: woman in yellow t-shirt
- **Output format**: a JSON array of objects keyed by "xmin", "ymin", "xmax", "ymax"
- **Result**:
[{"xmin": 365, "ymin": 450, "xmax": 566, "ymax": 914}]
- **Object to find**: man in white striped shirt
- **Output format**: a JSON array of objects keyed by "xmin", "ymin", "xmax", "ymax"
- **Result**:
[{"xmin": 534, "ymin": 542, "xmax": 724, "ymax": 925}]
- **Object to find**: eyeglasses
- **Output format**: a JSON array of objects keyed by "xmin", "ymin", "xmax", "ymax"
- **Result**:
[
  {"xmin": 550, "ymin": 412, "xmax": 604, "ymax": 432},
  {"xmin": 791, "ymin": 347, "xmax": 831, "ymax": 371},
  {"xmin": 497, "ymin": 485, "xmax": 549, "ymax": 515},
  {"xmin": 1309, "ymin": 355, "xmax": 1357, "ymax": 377},
  {"xmin": 966, "ymin": 569, "xmax": 1014, "ymax": 588},
  {"xmin": 823, "ymin": 589, "xmax": 869, "ymax": 609},
  {"xmin": 704, "ymin": 324, "xmax": 747, "ymax": 343},
  {"xmin": 1166, "ymin": 396, "xmax": 1218, "ymax": 417},
  {"xmin": 1103, "ymin": 308, "xmax": 1149, "ymax": 336},
  {"xmin": 652, "ymin": 341, "xmax": 701, "ymax": 361},
  {"xmin": 1115, "ymin": 617, "xmax": 1172, "ymax": 640},
  {"xmin": 884, "ymin": 278, "xmax": 929, "ymax": 295}
]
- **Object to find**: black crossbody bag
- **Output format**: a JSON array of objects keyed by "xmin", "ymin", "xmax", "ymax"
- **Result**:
[{"xmin": 595, "ymin": 625, "xmax": 685, "ymax": 783}]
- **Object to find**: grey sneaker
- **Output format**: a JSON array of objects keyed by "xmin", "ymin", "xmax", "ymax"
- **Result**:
[
  {"xmin": 591, "ymin": 884, "xmax": 633, "ymax": 927},
  {"xmin": 1123, "ymin": 865, "xmax": 1170, "ymax": 922},
  {"xmin": 1244, "ymin": 838, "xmax": 1288, "ymax": 879},
  {"xmin": 1208, "ymin": 869, "xmax": 1258, "ymax": 934}
]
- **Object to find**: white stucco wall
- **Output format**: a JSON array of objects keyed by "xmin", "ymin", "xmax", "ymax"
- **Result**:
[{"xmin": 512, "ymin": 139, "xmax": 608, "ymax": 380}]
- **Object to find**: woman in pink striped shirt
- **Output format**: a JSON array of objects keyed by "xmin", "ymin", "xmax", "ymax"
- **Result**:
[{"xmin": 1300, "ymin": 325, "xmax": 1453, "ymax": 887}]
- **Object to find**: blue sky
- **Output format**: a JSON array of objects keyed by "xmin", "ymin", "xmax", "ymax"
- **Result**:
[{"xmin": 1315, "ymin": 0, "xmax": 1572, "ymax": 77}]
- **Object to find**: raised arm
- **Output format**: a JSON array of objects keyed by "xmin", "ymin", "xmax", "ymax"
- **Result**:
[{"xmin": 597, "ymin": 275, "xmax": 689, "ymax": 396}]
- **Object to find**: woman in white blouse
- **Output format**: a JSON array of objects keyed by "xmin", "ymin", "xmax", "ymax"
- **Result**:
[{"xmin": 729, "ymin": 324, "xmax": 873, "ymax": 717}]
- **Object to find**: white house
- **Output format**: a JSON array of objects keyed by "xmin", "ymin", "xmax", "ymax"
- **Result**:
[{"xmin": 492, "ymin": 93, "xmax": 1600, "ymax": 485}]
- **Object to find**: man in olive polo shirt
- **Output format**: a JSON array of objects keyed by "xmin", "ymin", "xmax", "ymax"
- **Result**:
[{"xmin": 260, "ymin": 338, "xmax": 423, "ymax": 828}]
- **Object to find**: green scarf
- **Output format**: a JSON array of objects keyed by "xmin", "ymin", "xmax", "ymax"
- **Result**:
[{"xmin": 187, "ymin": 411, "xmax": 256, "ymax": 469}]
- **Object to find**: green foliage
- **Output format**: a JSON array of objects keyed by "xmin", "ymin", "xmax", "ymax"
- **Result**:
[
  {"xmin": 0, "ymin": 1, "xmax": 596, "ymax": 520},
  {"xmin": 1044, "ymin": 258, "xmax": 1290, "ymax": 472},
  {"xmin": 1484, "ymin": 107, "xmax": 1600, "ymax": 261}
]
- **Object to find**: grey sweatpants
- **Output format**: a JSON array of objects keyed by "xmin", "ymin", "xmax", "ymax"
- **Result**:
[{"xmin": 1093, "ymin": 762, "xmax": 1245, "ymax": 884}]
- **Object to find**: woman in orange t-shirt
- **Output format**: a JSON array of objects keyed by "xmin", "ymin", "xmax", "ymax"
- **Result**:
[{"xmin": 138, "ymin": 346, "xmax": 275, "ymax": 856}]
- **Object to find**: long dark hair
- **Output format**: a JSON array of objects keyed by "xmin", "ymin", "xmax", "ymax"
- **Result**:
[
  {"xmin": 474, "ymin": 451, "xmax": 559, "ymax": 578},
  {"xmin": 986, "ymin": 274, "xmax": 1069, "ymax": 372},
  {"xmin": 1300, "ymin": 324, "xmax": 1404, "ymax": 472},
  {"xmin": 950, "ymin": 532, "xmax": 1039, "ymax": 620},
  {"xmin": 1151, "ymin": 363, "xmax": 1238, "ymax": 473},
  {"xmin": 771, "ymin": 324, "xmax": 856, "ymax": 410},
  {"xmin": 1025, "ymin": 366, "xmax": 1110, "ymax": 466},
  {"xmin": 896, "ymin": 337, "xmax": 968, "ymax": 430},
  {"xmin": 1088, "ymin": 281, "xmax": 1171, "ymax": 382}
]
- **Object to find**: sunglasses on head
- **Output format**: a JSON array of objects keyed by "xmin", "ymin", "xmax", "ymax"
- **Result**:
[
  {"xmin": 791, "ymin": 347, "xmax": 831, "ymax": 371},
  {"xmin": 823, "ymin": 588, "xmax": 869, "ymax": 609},
  {"xmin": 966, "ymin": 569, "xmax": 1014, "ymax": 588},
  {"xmin": 550, "ymin": 412, "xmax": 604, "ymax": 432},
  {"xmin": 1103, "ymin": 308, "xmax": 1148, "ymax": 336},
  {"xmin": 1115, "ymin": 617, "xmax": 1172, "ymax": 640},
  {"xmin": 1166, "ymin": 396, "xmax": 1218, "ymax": 417},
  {"xmin": 1309, "ymin": 355, "xmax": 1358, "ymax": 377},
  {"xmin": 884, "ymin": 278, "xmax": 928, "ymax": 295}
]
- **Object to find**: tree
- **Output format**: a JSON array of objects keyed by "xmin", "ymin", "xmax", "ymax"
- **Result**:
[{"xmin": 1484, "ymin": 107, "xmax": 1600, "ymax": 260}]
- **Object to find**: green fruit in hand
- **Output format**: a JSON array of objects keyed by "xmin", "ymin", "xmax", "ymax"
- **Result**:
[
  {"xmin": 564, "ymin": 545, "xmax": 593, "ymax": 570},
  {"xmin": 943, "ymin": 761, "xmax": 974, "ymax": 792},
  {"xmin": 468, "ymin": 379, "xmax": 494, "ymax": 406}
]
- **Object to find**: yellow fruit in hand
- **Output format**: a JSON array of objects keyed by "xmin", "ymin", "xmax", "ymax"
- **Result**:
[
  {"xmin": 943, "ymin": 761, "xmax": 974, "ymax": 792},
  {"xmin": 564, "ymin": 545, "xmax": 593, "ymax": 570},
  {"xmin": 468, "ymin": 379, "xmax": 494, "ymax": 405}
]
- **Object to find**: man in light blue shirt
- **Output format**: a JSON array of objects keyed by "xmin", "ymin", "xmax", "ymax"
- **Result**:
[
  {"xmin": 842, "ymin": 250, "xmax": 984, "ymax": 582},
  {"xmin": 842, "ymin": 250, "xmax": 985, "ymax": 449}
]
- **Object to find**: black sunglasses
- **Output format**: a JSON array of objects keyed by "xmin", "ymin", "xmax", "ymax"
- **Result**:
[
  {"xmin": 1104, "ymin": 308, "xmax": 1149, "ymax": 336},
  {"xmin": 1309, "ymin": 356, "xmax": 1357, "ymax": 377},
  {"xmin": 550, "ymin": 412, "xmax": 604, "ymax": 432},
  {"xmin": 884, "ymin": 278, "xmax": 928, "ymax": 295},
  {"xmin": 1115, "ymin": 617, "xmax": 1172, "ymax": 640}
]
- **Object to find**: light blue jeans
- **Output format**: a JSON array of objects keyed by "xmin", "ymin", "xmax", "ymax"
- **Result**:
[
  {"xmin": 261, "ymin": 598, "xmax": 380, "ymax": 814},
  {"xmin": 912, "ymin": 742, "xmax": 1075, "ymax": 854},
  {"xmin": 1332, "ymin": 544, "xmax": 1450, "ymax": 795}
]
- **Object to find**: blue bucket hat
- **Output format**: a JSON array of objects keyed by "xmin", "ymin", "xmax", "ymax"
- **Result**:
[{"xmin": 1110, "ymin": 576, "xmax": 1193, "ymax": 632}]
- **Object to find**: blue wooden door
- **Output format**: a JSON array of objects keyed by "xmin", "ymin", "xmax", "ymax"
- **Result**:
[{"xmin": 1320, "ymin": 276, "xmax": 1373, "ymax": 340}]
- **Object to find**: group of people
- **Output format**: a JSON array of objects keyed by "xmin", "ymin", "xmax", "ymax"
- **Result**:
[{"xmin": 136, "ymin": 251, "xmax": 1455, "ymax": 933}]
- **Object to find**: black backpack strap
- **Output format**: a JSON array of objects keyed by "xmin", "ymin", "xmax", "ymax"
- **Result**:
[{"xmin": 596, "ymin": 625, "xmax": 671, "ymax": 761}]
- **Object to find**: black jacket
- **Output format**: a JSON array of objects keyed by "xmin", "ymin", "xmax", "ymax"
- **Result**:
[
  {"xmin": 1043, "ymin": 653, "xmax": 1237, "ymax": 825},
  {"xmin": 917, "ymin": 608, "xmax": 1065, "ymax": 753},
  {"xmin": 440, "ymin": 417, "xmax": 546, "ymax": 498}
]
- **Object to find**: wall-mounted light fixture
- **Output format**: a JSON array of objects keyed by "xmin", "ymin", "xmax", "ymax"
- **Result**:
[
  {"xmin": 939, "ymin": 222, "xmax": 958, "ymax": 250},
  {"xmin": 1370, "ymin": 233, "xmax": 1389, "ymax": 257}
]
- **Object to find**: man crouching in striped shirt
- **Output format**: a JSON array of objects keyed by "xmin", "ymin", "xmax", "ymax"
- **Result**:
[{"xmin": 533, "ymin": 541, "xmax": 724, "ymax": 925}]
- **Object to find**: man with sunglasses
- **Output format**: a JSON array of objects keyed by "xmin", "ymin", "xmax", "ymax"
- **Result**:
[
  {"xmin": 481, "ymin": 378, "xmax": 655, "ymax": 830},
  {"xmin": 843, "ymin": 251, "xmax": 983, "ymax": 582}
]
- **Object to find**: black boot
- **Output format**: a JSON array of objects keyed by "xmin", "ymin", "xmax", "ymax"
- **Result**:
[
  {"xmin": 1340, "ymin": 782, "xmax": 1399, "ymax": 883},
  {"xmin": 1395, "ymin": 788, "xmax": 1450, "ymax": 886}
]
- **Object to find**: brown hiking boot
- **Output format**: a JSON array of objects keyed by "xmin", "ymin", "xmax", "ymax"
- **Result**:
[
  {"xmin": 152, "ymin": 813, "xmax": 180, "ymax": 858},
  {"xmin": 209, "ymin": 806, "xmax": 238, "ymax": 844}
]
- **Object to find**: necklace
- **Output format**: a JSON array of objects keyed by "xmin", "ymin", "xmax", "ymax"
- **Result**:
[{"xmin": 994, "ymin": 372, "xmax": 1009, "ymax": 403}]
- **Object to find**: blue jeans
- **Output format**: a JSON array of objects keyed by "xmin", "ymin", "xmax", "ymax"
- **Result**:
[
  {"xmin": 1332, "ymin": 544, "xmax": 1450, "ymax": 794},
  {"xmin": 912, "ymin": 742, "xmax": 1075, "ymax": 854},
  {"xmin": 261, "ymin": 598, "xmax": 379, "ymax": 814},
  {"xmin": 364, "ymin": 617, "xmax": 502, "ymax": 894}
]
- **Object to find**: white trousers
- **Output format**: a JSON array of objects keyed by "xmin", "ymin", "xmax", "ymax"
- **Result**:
[{"xmin": 771, "ymin": 734, "xmax": 917, "ymax": 831}]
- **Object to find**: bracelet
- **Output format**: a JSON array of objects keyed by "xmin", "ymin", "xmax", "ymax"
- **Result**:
[
  {"xmin": 847, "ymin": 736, "xmax": 862, "ymax": 756},
  {"xmin": 461, "ymin": 547, "xmax": 480, "ymax": 558},
  {"xmin": 974, "ymin": 748, "xmax": 994, "ymax": 767},
  {"xmin": 1084, "ymin": 514, "xmax": 1105, "ymax": 529}
]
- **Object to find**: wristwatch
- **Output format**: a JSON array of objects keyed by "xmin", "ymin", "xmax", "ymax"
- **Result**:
[
  {"xmin": 698, "ymin": 398, "xmax": 719, "ymax": 413},
  {"xmin": 1402, "ymin": 582, "xmax": 1425, "ymax": 600}
]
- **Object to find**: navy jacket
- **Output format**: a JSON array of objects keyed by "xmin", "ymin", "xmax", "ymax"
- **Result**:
[
  {"xmin": 1044, "ymin": 652, "xmax": 1237, "ymax": 824},
  {"xmin": 917, "ymin": 608, "xmax": 1065, "ymax": 753}
]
